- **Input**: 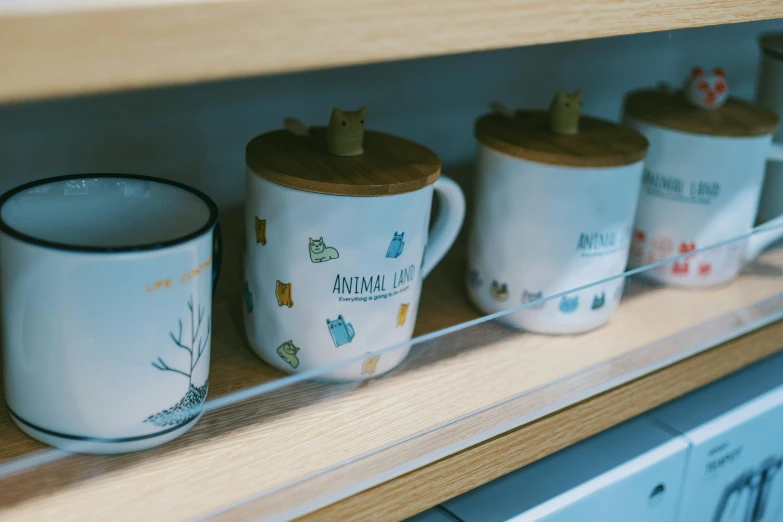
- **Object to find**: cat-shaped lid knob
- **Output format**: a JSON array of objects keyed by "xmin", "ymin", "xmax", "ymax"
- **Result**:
[
  {"xmin": 246, "ymin": 107, "xmax": 441, "ymax": 196},
  {"xmin": 475, "ymin": 93, "xmax": 648, "ymax": 168},
  {"xmin": 684, "ymin": 66, "xmax": 728, "ymax": 110}
]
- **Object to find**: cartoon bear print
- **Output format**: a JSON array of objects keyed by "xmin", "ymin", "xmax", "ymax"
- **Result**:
[
  {"xmin": 276, "ymin": 281, "xmax": 294, "ymax": 308},
  {"xmin": 276, "ymin": 340, "xmax": 300, "ymax": 369},
  {"xmin": 522, "ymin": 290, "xmax": 544, "ymax": 310},
  {"xmin": 309, "ymin": 237, "xmax": 339, "ymax": 263}
]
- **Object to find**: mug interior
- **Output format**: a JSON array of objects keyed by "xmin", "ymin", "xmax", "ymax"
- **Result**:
[{"xmin": 0, "ymin": 175, "xmax": 216, "ymax": 251}]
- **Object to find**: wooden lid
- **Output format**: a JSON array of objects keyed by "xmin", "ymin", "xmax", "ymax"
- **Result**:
[
  {"xmin": 761, "ymin": 33, "xmax": 783, "ymax": 61},
  {"xmin": 474, "ymin": 111, "xmax": 649, "ymax": 168},
  {"xmin": 245, "ymin": 127, "xmax": 441, "ymax": 196},
  {"xmin": 624, "ymin": 89, "xmax": 780, "ymax": 138}
]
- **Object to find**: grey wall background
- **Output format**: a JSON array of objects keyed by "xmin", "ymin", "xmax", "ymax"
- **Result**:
[{"xmin": 0, "ymin": 19, "xmax": 781, "ymax": 210}]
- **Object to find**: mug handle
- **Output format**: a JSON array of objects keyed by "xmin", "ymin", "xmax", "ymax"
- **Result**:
[
  {"xmin": 421, "ymin": 176, "xmax": 466, "ymax": 279},
  {"xmin": 212, "ymin": 221, "xmax": 223, "ymax": 294},
  {"xmin": 745, "ymin": 142, "xmax": 783, "ymax": 261}
]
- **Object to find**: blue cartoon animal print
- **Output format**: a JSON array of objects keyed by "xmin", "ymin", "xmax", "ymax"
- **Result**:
[
  {"xmin": 386, "ymin": 232, "xmax": 405, "ymax": 258},
  {"xmin": 309, "ymin": 237, "xmax": 339, "ymax": 263},
  {"xmin": 469, "ymin": 269, "xmax": 483, "ymax": 288},
  {"xmin": 559, "ymin": 295, "xmax": 579, "ymax": 313},
  {"xmin": 327, "ymin": 314, "xmax": 355, "ymax": 347},
  {"xmin": 522, "ymin": 290, "xmax": 544, "ymax": 310},
  {"xmin": 591, "ymin": 292, "xmax": 606, "ymax": 310},
  {"xmin": 244, "ymin": 280, "xmax": 254, "ymax": 313}
]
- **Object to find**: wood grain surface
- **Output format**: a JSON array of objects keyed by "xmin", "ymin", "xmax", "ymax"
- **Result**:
[
  {"xmin": 2, "ymin": 215, "xmax": 783, "ymax": 520},
  {"xmin": 0, "ymin": 0, "xmax": 782, "ymax": 103},
  {"xmin": 246, "ymin": 127, "xmax": 441, "ymax": 196},
  {"xmin": 297, "ymin": 322, "xmax": 783, "ymax": 522},
  {"xmin": 475, "ymin": 112, "xmax": 650, "ymax": 167},
  {"xmin": 624, "ymin": 89, "xmax": 780, "ymax": 137}
]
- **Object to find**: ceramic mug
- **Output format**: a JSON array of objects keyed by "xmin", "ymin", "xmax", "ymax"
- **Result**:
[
  {"xmin": 467, "ymin": 145, "xmax": 644, "ymax": 335},
  {"xmin": 626, "ymin": 120, "xmax": 783, "ymax": 287},
  {"xmin": 1, "ymin": 174, "xmax": 221, "ymax": 454},
  {"xmin": 244, "ymin": 174, "xmax": 465, "ymax": 380},
  {"xmin": 757, "ymin": 34, "xmax": 783, "ymax": 224}
]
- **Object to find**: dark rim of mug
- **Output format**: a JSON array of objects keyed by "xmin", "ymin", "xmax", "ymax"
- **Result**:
[{"xmin": 0, "ymin": 173, "xmax": 219, "ymax": 253}]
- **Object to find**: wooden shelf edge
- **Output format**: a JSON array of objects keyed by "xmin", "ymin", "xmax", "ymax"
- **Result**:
[
  {"xmin": 295, "ymin": 319, "xmax": 783, "ymax": 522},
  {"xmin": 1, "ymin": 0, "xmax": 782, "ymax": 103}
]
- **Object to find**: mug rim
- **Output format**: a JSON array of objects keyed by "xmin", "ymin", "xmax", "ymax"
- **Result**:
[{"xmin": 0, "ymin": 173, "xmax": 219, "ymax": 254}]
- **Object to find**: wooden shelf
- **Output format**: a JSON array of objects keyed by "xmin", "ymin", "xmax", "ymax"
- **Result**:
[
  {"xmin": 2, "ymin": 209, "xmax": 783, "ymax": 520},
  {"xmin": 0, "ymin": 0, "xmax": 781, "ymax": 103}
]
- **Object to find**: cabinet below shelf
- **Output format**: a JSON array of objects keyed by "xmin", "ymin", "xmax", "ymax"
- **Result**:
[
  {"xmin": 0, "ymin": 0, "xmax": 781, "ymax": 103},
  {"xmin": 2, "ymin": 208, "xmax": 783, "ymax": 520}
]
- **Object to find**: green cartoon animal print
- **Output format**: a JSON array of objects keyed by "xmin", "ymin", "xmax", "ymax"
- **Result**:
[
  {"xmin": 490, "ymin": 281, "xmax": 509, "ymax": 302},
  {"xmin": 276, "ymin": 340, "xmax": 300, "ymax": 369},
  {"xmin": 309, "ymin": 237, "xmax": 339, "ymax": 263}
]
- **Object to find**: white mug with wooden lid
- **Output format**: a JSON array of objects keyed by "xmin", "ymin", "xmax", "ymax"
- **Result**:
[
  {"xmin": 244, "ymin": 111, "xmax": 465, "ymax": 380},
  {"xmin": 467, "ymin": 102, "xmax": 649, "ymax": 335},
  {"xmin": 624, "ymin": 88, "xmax": 783, "ymax": 287}
]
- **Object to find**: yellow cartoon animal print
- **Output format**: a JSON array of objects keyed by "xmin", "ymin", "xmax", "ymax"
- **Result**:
[
  {"xmin": 362, "ymin": 353, "xmax": 381, "ymax": 375},
  {"xmin": 397, "ymin": 303, "xmax": 410, "ymax": 327},
  {"xmin": 255, "ymin": 217, "xmax": 267, "ymax": 245},
  {"xmin": 276, "ymin": 280, "xmax": 294, "ymax": 308}
]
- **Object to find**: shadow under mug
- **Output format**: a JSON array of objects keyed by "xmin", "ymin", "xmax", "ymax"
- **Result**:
[{"xmin": 0, "ymin": 174, "xmax": 221, "ymax": 454}]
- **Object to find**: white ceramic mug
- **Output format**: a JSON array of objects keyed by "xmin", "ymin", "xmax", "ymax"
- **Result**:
[
  {"xmin": 244, "ymin": 173, "xmax": 465, "ymax": 380},
  {"xmin": 1, "ymin": 175, "xmax": 221, "ymax": 454},
  {"xmin": 626, "ymin": 120, "xmax": 783, "ymax": 287},
  {"xmin": 758, "ymin": 34, "xmax": 783, "ymax": 224},
  {"xmin": 467, "ymin": 145, "xmax": 644, "ymax": 334}
]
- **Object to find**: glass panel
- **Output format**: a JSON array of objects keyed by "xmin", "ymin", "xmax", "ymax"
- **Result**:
[{"xmin": 2, "ymin": 223, "xmax": 783, "ymax": 520}]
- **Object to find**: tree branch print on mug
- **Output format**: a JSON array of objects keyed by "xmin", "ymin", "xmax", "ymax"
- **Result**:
[{"xmin": 146, "ymin": 296, "xmax": 210, "ymax": 427}]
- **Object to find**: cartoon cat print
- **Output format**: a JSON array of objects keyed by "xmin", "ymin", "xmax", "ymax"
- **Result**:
[
  {"xmin": 386, "ymin": 232, "xmax": 405, "ymax": 258},
  {"xmin": 490, "ymin": 281, "xmax": 509, "ymax": 302},
  {"xmin": 327, "ymin": 314, "xmax": 355, "ymax": 347},
  {"xmin": 362, "ymin": 353, "xmax": 381, "ymax": 375},
  {"xmin": 255, "ymin": 217, "xmax": 267, "ymax": 245},
  {"xmin": 559, "ymin": 295, "xmax": 579, "ymax": 313},
  {"xmin": 327, "ymin": 106, "xmax": 366, "ymax": 157},
  {"xmin": 522, "ymin": 290, "xmax": 544, "ymax": 310},
  {"xmin": 276, "ymin": 280, "xmax": 294, "ymax": 308},
  {"xmin": 309, "ymin": 237, "xmax": 339, "ymax": 263},
  {"xmin": 276, "ymin": 340, "xmax": 300, "ymax": 369},
  {"xmin": 397, "ymin": 303, "xmax": 410, "ymax": 327},
  {"xmin": 243, "ymin": 281, "xmax": 254, "ymax": 313},
  {"xmin": 591, "ymin": 292, "xmax": 605, "ymax": 310},
  {"xmin": 469, "ymin": 269, "xmax": 483, "ymax": 288}
]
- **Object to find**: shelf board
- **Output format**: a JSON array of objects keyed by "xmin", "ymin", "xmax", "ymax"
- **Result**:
[
  {"xmin": 0, "ymin": 0, "xmax": 781, "ymax": 103},
  {"xmin": 2, "ymin": 212, "xmax": 783, "ymax": 520}
]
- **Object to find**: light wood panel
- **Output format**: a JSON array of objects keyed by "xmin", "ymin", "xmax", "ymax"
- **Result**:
[
  {"xmin": 297, "ymin": 321, "xmax": 783, "ymax": 522},
  {"xmin": 0, "ymin": 0, "xmax": 782, "ymax": 103},
  {"xmin": 2, "ymin": 232, "xmax": 783, "ymax": 520}
]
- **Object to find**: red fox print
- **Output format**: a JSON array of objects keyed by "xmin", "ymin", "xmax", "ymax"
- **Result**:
[
  {"xmin": 633, "ymin": 229, "xmax": 646, "ymax": 243},
  {"xmin": 672, "ymin": 261, "xmax": 689, "ymax": 275},
  {"xmin": 699, "ymin": 263, "xmax": 711, "ymax": 275},
  {"xmin": 679, "ymin": 241, "xmax": 696, "ymax": 254}
]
